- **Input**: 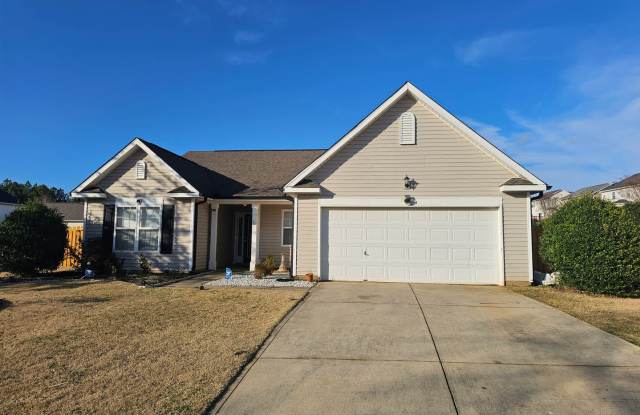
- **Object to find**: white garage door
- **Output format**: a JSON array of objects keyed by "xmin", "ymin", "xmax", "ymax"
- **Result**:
[{"xmin": 321, "ymin": 207, "xmax": 501, "ymax": 284}]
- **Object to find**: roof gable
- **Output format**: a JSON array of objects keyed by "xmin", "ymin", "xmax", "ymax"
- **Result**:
[
  {"xmin": 602, "ymin": 173, "xmax": 640, "ymax": 191},
  {"xmin": 285, "ymin": 82, "xmax": 546, "ymax": 188}
]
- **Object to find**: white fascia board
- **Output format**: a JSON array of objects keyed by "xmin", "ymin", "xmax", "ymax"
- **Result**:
[
  {"xmin": 500, "ymin": 184, "xmax": 546, "ymax": 192},
  {"xmin": 73, "ymin": 138, "xmax": 199, "ymax": 195},
  {"xmin": 318, "ymin": 196, "xmax": 501, "ymax": 208},
  {"xmin": 164, "ymin": 193, "xmax": 201, "ymax": 199},
  {"xmin": 70, "ymin": 192, "xmax": 107, "ymax": 199},
  {"xmin": 283, "ymin": 186, "xmax": 321, "ymax": 194},
  {"xmin": 285, "ymin": 82, "xmax": 546, "ymax": 188}
]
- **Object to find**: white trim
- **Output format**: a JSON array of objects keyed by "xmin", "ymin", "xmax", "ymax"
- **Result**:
[
  {"xmin": 82, "ymin": 201, "xmax": 88, "ymax": 244},
  {"xmin": 283, "ymin": 186, "xmax": 321, "ymax": 194},
  {"xmin": 249, "ymin": 204, "xmax": 261, "ymax": 271},
  {"xmin": 280, "ymin": 209, "xmax": 293, "ymax": 247},
  {"xmin": 498, "ymin": 198, "xmax": 506, "ymax": 286},
  {"xmin": 527, "ymin": 193, "xmax": 533, "ymax": 283},
  {"xmin": 188, "ymin": 199, "xmax": 195, "ymax": 271},
  {"xmin": 112, "ymin": 205, "xmax": 162, "ymax": 253},
  {"xmin": 318, "ymin": 196, "xmax": 502, "ymax": 208},
  {"xmin": 500, "ymin": 184, "xmax": 546, "ymax": 192},
  {"xmin": 208, "ymin": 203, "xmax": 218, "ymax": 270},
  {"xmin": 317, "ymin": 201, "xmax": 322, "ymax": 280},
  {"xmin": 292, "ymin": 195, "xmax": 298, "ymax": 277},
  {"xmin": 164, "ymin": 193, "xmax": 200, "ymax": 199},
  {"xmin": 285, "ymin": 82, "xmax": 545, "ymax": 188},
  {"xmin": 71, "ymin": 192, "xmax": 107, "ymax": 199},
  {"xmin": 73, "ymin": 138, "xmax": 199, "ymax": 195},
  {"xmin": 209, "ymin": 199, "xmax": 292, "ymax": 205}
]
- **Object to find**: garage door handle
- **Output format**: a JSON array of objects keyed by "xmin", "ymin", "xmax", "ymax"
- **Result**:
[{"xmin": 364, "ymin": 248, "xmax": 369, "ymax": 256}]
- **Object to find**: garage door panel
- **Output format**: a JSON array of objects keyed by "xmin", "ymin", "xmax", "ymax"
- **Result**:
[{"xmin": 322, "ymin": 207, "xmax": 500, "ymax": 284}]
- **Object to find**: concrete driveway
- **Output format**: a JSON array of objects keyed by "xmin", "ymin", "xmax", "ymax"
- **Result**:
[{"xmin": 216, "ymin": 282, "xmax": 640, "ymax": 414}]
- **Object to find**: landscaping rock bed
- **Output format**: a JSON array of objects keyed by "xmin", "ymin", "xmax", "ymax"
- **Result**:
[{"xmin": 202, "ymin": 273, "xmax": 315, "ymax": 289}]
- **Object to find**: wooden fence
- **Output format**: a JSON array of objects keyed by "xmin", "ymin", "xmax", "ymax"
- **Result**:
[{"xmin": 58, "ymin": 226, "xmax": 83, "ymax": 271}]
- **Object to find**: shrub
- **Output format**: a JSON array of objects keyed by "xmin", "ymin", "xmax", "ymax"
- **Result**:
[
  {"xmin": 74, "ymin": 238, "xmax": 120, "ymax": 276},
  {"xmin": 0, "ymin": 203, "xmax": 67, "ymax": 276},
  {"xmin": 623, "ymin": 202, "xmax": 640, "ymax": 226},
  {"xmin": 540, "ymin": 196, "xmax": 640, "ymax": 296},
  {"xmin": 138, "ymin": 254, "xmax": 151, "ymax": 276},
  {"xmin": 254, "ymin": 263, "xmax": 266, "ymax": 279},
  {"xmin": 262, "ymin": 256, "xmax": 276, "ymax": 275}
]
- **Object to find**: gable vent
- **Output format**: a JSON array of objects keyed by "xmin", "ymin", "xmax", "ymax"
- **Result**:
[
  {"xmin": 136, "ymin": 160, "xmax": 147, "ymax": 180},
  {"xmin": 400, "ymin": 111, "xmax": 416, "ymax": 145}
]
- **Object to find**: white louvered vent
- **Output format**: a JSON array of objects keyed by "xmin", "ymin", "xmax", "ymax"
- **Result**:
[
  {"xmin": 136, "ymin": 160, "xmax": 147, "ymax": 180},
  {"xmin": 400, "ymin": 111, "xmax": 416, "ymax": 145}
]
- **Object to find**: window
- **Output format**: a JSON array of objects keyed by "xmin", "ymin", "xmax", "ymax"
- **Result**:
[
  {"xmin": 400, "ymin": 111, "xmax": 416, "ymax": 145},
  {"xmin": 281, "ymin": 209, "xmax": 293, "ymax": 246},
  {"xmin": 114, "ymin": 206, "xmax": 161, "ymax": 252}
]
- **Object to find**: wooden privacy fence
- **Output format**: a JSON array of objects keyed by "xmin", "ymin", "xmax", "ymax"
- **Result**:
[{"xmin": 58, "ymin": 226, "xmax": 83, "ymax": 271}]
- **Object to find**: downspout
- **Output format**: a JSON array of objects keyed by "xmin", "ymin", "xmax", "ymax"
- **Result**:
[{"xmin": 191, "ymin": 198, "xmax": 208, "ymax": 273}]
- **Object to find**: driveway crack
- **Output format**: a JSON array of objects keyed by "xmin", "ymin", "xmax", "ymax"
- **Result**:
[{"xmin": 409, "ymin": 283, "xmax": 460, "ymax": 415}]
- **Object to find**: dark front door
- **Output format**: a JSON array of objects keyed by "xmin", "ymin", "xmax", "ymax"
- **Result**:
[{"xmin": 233, "ymin": 213, "xmax": 252, "ymax": 264}]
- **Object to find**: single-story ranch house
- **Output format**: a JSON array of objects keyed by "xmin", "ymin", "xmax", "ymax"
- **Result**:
[{"xmin": 71, "ymin": 82, "xmax": 547, "ymax": 285}]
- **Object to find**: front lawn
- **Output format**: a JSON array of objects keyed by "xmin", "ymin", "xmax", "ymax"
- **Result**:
[
  {"xmin": 509, "ymin": 284, "xmax": 640, "ymax": 346},
  {"xmin": 0, "ymin": 280, "xmax": 305, "ymax": 414}
]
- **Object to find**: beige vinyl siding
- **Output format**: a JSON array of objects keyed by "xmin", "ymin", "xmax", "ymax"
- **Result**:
[
  {"xmin": 83, "ymin": 147, "xmax": 196, "ymax": 272},
  {"xmin": 294, "ymin": 94, "xmax": 532, "ymax": 283},
  {"xmin": 309, "ymin": 96, "xmax": 516, "ymax": 196},
  {"xmin": 95, "ymin": 147, "xmax": 185, "ymax": 197},
  {"xmin": 194, "ymin": 202, "xmax": 210, "ymax": 272},
  {"xmin": 258, "ymin": 204, "xmax": 293, "ymax": 268},
  {"xmin": 295, "ymin": 196, "xmax": 319, "ymax": 276},
  {"xmin": 503, "ymin": 193, "xmax": 531, "ymax": 281},
  {"xmin": 86, "ymin": 202, "xmax": 105, "ymax": 240}
]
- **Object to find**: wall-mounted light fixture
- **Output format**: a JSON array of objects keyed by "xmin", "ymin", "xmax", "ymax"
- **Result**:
[
  {"xmin": 404, "ymin": 195, "xmax": 417, "ymax": 206},
  {"xmin": 404, "ymin": 175, "xmax": 418, "ymax": 190}
]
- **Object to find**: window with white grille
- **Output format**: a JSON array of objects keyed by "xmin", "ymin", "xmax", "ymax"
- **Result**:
[
  {"xmin": 400, "ymin": 111, "xmax": 416, "ymax": 145},
  {"xmin": 136, "ymin": 160, "xmax": 147, "ymax": 179}
]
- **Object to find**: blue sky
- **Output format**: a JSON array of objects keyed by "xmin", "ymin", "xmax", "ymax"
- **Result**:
[{"xmin": 1, "ymin": 0, "xmax": 639, "ymax": 192}]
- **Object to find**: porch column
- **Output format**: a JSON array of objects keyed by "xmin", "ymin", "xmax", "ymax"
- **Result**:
[
  {"xmin": 249, "ymin": 204, "xmax": 261, "ymax": 271},
  {"xmin": 208, "ymin": 203, "xmax": 219, "ymax": 271}
]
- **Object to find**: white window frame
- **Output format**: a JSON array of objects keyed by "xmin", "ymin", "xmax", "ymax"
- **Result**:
[
  {"xmin": 113, "ymin": 205, "xmax": 161, "ymax": 253},
  {"xmin": 281, "ymin": 209, "xmax": 293, "ymax": 247}
]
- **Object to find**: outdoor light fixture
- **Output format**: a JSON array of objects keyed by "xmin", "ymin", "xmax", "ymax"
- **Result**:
[
  {"xmin": 404, "ymin": 195, "xmax": 416, "ymax": 206},
  {"xmin": 404, "ymin": 175, "xmax": 417, "ymax": 190}
]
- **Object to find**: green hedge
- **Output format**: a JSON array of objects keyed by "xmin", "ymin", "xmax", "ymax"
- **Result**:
[
  {"xmin": 540, "ymin": 196, "xmax": 640, "ymax": 297},
  {"xmin": 0, "ymin": 203, "xmax": 67, "ymax": 276}
]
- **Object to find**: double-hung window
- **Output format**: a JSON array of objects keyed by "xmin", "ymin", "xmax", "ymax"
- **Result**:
[
  {"xmin": 281, "ymin": 209, "xmax": 293, "ymax": 246},
  {"xmin": 114, "ymin": 206, "xmax": 161, "ymax": 252}
]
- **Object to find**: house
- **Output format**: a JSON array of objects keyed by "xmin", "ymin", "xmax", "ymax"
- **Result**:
[
  {"xmin": 71, "ymin": 82, "xmax": 547, "ymax": 285},
  {"xmin": 599, "ymin": 173, "xmax": 640, "ymax": 205},
  {"xmin": 570, "ymin": 182, "xmax": 611, "ymax": 199},
  {"xmin": 0, "ymin": 190, "xmax": 19, "ymax": 222},
  {"xmin": 531, "ymin": 189, "xmax": 569, "ymax": 220},
  {"xmin": 45, "ymin": 202, "xmax": 85, "ymax": 227}
]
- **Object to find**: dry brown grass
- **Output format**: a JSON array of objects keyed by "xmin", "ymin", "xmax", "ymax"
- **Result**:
[
  {"xmin": 509, "ymin": 285, "xmax": 640, "ymax": 346},
  {"xmin": 0, "ymin": 280, "xmax": 305, "ymax": 414}
]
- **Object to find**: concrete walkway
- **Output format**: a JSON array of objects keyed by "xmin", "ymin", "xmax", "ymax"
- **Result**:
[
  {"xmin": 216, "ymin": 282, "xmax": 640, "ymax": 414},
  {"xmin": 163, "ymin": 271, "xmax": 225, "ymax": 288}
]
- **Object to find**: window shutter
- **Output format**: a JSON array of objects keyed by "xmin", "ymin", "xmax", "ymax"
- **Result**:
[
  {"xmin": 101, "ymin": 205, "xmax": 115, "ymax": 254},
  {"xmin": 400, "ymin": 112, "xmax": 416, "ymax": 145},
  {"xmin": 160, "ymin": 204, "xmax": 175, "ymax": 254},
  {"xmin": 136, "ymin": 160, "xmax": 146, "ymax": 179}
]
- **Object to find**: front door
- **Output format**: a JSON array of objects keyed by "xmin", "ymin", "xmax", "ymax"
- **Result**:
[{"xmin": 233, "ymin": 212, "xmax": 252, "ymax": 264}]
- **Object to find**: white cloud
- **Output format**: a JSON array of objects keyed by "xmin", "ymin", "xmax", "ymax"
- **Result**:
[
  {"xmin": 233, "ymin": 30, "xmax": 264, "ymax": 44},
  {"xmin": 225, "ymin": 49, "xmax": 271, "ymax": 65},
  {"xmin": 466, "ymin": 57, "xmax": 640, "ymax": 190},
  {"xmin": 456, "ymin": 31, "xmax": 530, "ymax": 64}
]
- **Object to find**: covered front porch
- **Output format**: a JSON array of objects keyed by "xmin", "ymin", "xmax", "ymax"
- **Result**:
[{"xmin": 208, "ymin": 199, "xmax": 294, "ymax": 273}]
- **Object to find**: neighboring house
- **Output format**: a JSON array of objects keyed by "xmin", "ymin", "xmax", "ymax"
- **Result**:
[
  {"xmin": 531, "ymin": 189, "xmax": 570, "ymax": 220},
  {"xmin": 0, "ymin": 190, "xmax": 19, "ymax": 222},
  {"xmin": 71, "ymin": 82, "xmax": 547, "ymax": 285},
  {"xmin": 599, "ymin": 173, "xmax": 640, "ymax": 205},
  {"xmin": 570, "ymin": 182, "xmax": 611, "ymax": 199},
  {"xmin": 45, "ymin": 202, "xmax": 85, "ymax": 227}
]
